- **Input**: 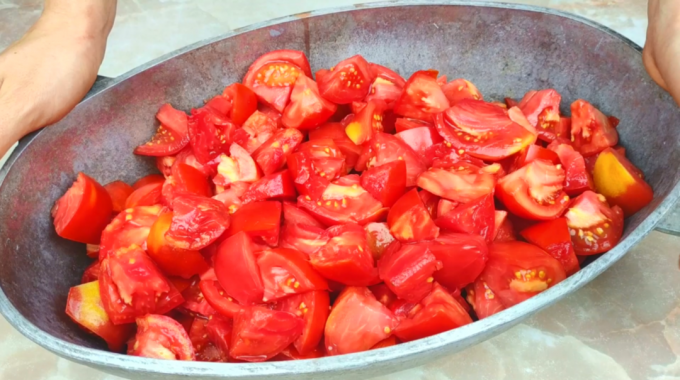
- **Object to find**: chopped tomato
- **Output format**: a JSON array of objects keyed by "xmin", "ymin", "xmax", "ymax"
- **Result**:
[
  {"xmin": 360, "ymin": 160, "xmax": 407, "ymax": 208},
  {"xmin": 298, "ymin": 180, "xmax": 387, "ymax": 226},
  {"xmin": 230, "ymin": 306, "xmax": 304, "ymax": 362},
  {"xmin": 394, "ymin": 125, "xmax": 443, "ymax": 156},
  {"xmin": 394, "ymin": 118, "xmax": 432, "ymax": 133},
  {"xmin": 435, "ymin": 194, "xmax": 495, "ymax": 243},
  {"xmin": 365, "ymin": 63, "xmax": 406, "ymax": 107},
  {"xmin": 212, "ymin": 181, "xmax": 249, "ymax": 213},
  {"xmin": 234, "ymin": 111, "xmax": 278, "ymax": 153},
  {"xmin": 496, "ymin": 159, "xmax": 570, "ymax": 220},
  {"xmin": 104, "ymin": 181, "xmax": 134, "ymax": 213},
  {"xmin": 358, "ymin": 132, "xmax": 426, "ymax": 187},
  {"xmin": 297, "ymin": 138, "xmax": 347, "ymax": 180},
  {"xmin": 282, "ymin": 75, "xmax": 336, "ymax": 130},
  {"xmin": 225, "ymin": 201, "xmax": 281, "ymax": 246},
  {"xmin": 434, "ymin": 100, "xmax": 537, "ymax": 161},
  {"xmin": 493, "ymin": 210, "xmax": 517, "ymax": 242},
  {"xmin": 417, "ymin": 164, "xmax": 496, "ymax": 204},
  {"xmin": 252, "ymin": 128, "xmax": 304, "ymax": 175},
  {"xmin": 570, "ymin": 100, "xmax": 619, "ymax": 156},
  {"xmin": 345, "ymin": 99, "xmax": 387, "ymax": 145},
  {"xmin": 222, "ymin": 83, "xmax": 257, "ymax": 125},
  {"xmin": 370, "ymin": 283, "xmax": 398, "ymax": 308},
  {"xmin": 257, "ymin": 248, "xmax": 328, "ymax": 301},
  {"xmin": 134, "ymin": 104, "xmax": 190, "ymax": 156},
  {"xmin": 436, "ymin": 199, "xmax": 457, "ymax": 218},
  {"xmin": 308, "ymin": 122, "xmax": 362, "ymax": 169},
  {"xmin": 378, "ymin": 242, "xmax": 441, "ymax": 303},
  {"xmin": 187, "ymin": 109, "xmax": 237, "ymax": 164},
  {"xmin": 564, "ymin": 191, "xmax": 624, "ymax": 255},
  {"xmin": 394, "ymin": 283, "xmax": 472, "ymax": 342},
  {"xmin": 387, "ymin": 189, "xmax": 439, "ymax": 243},
  {"xmin": 364, "ymin": 222, "xmax": 396, "ymax": 261},
  {"xmin": 466, "ymin": 278, "xmax": 505, "ymax": 319},
  {"xmin": 162, "ymin": 162, "xmax": 212, "ymax": 205},
  {"xmin": 214, "ymin": 232, "xmax": 264, "ymax": 305},
  {"xmin": 592, "ymin": 147, "xmax": 653, "ymax": 216},
  {"xmin": 165, "ymin": 194, "xmax": 230, "ymax": 250},
  {"xmin": 242, "ymin": 170, "xmax": 296, "ymax": 204},
  {"xmin": 205, "ymin": 314, "xmax": 233, "ymax": 357},
  {"xmin": 422, "ymin": 141, "xmax": 486, "ymax": 169},
  {"xmin": 213, "ymin": 143, "xmax": 262, "ymax": 187},
  {"xmin": 172, "ymin": 149, "xmax": 213, "ymax": 177},
  {"xmin": 125, "ymin": 177, "xmax": 163, "ymax": 208},
  {"xmin": 317, "ymin": 55, "xmax": 374, "ymax": 104},
  {"xmin": 310, "ymin": 224, "xmax": 379, "ymax": 286},
  {"xmin": 204, "ymin": 93, "xmax": 232, "ymax": 118},
  {"xmin": 81, "ymin": 260, "xmax": 101, "ymax": 283},
  {"xmin": 325, "ymin": 287, "xmax": 398, "ymax": 355},
  {"xmin": 66, "ymin": 281, "xmax": 135, "ymax": 352},
  {"xmin": 147, "ymin": 212, "xmax": 210, "ymax": 279},
  {"xmin": 275, "ymin": 290, "xmax": 330, "ymax": 355},
  {"xmin": 243, "ymin": 50, "xmax": 312, "ymax": 112},
  {"xmin": 287, "ymin": 152, "xmax": 331, "ymax": 199},
  {"xmin": 430, "ymin": 232, "xmax": 488, "ymax": 289},
  {"xmin": 178, "ymin": 279, "xmax": 215, "ymax": 317},
  {"xmin": 511, "ymin": 144, "xmax": 560, "ymax": 172},
  {"xmin": 548, "ymin": 142, "xmax": 594, "ymax": 196},
  {"xmin": 393, "ymin": 70, "xmax": 450, "ymax": 122},
  {"xmin": 478, "ymin": 242, "xmax": 566, "ymax": 308},
  {"xmin": 520, "ymin": 218, "xmax": 580, "ymax": 276},
  {"xmin": 99, "ymin": 245, "xmax": 183, "ymax": 325},
  {"xmin": 199, "ymin": 279, "xmax": 243, "ymax": 318},
  {"xmin": 518, "ymin": 89, "xmax": 564, "ymax": 142},
  {"xmin": 52, "ymin": 173, "xmax": 113, "ymax": 244},
  {"xmin": 128, "ymin": 314, "xmax": 195, "ymax": 360},
  {"xmin": 441, "ymin": 78, "xmax": 483, "ymax": 105},
  {"xmin": 282, "ymin": 201, "xmax": 324, "ymax": 228},
  {"xmin": 280, "ymin": 223, "xmax": 329, "ymax": 258},
  {"xmin": 189, "ymin": 317, "xmax": 228, "ymax": 362},
  {"xmin": 99, "ymin": 205, "xmax": 164, "ymax": 260}
]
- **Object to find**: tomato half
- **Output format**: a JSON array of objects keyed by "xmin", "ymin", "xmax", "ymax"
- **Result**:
[
  {"xmin": 564, "ymin": 191, "xmax": 624, "ymax": 255},
  {"xmin": 199, "ymin": 279, "xmax": 243, "ymax": 318},
  {"xmin": 317, "ymin": 55, "xmax": 374, "ymax": 104},
  {"xmin": 187, "ymin": 109, "xmax": 237, "ymax": 164},
  {"xmin": 282, "ymin": 75, "xmax": 336, "ymax": 130},
  {"xmin": 223, "ymin": 83, "xmax": 257, "ymax": 125},
  {"xmin": 360, "ymin": 160, "xmax": 407, "ymax": 208},
  {"xmin": 252, "ymin": 128, "xmax": 304, "ymax": 175},
  {"xmin": 496, "ymin": 159, "xmax": 570, "ymax": 220},
  {"xmin": 435, "ymin": 194, "xmax": 495, "ymax": 243},
  {"xmin": 520, "ymin": 218, "xmax": 580, "ymax": 276},
  {"xmin": 275, "ymin": 290, "xmax": 330, "ymax": 355},
  {"xmin": 298, "ymin": 180, "xmax": 387, "ymax": 226},
  {"xmin": 478, "ymin": 242, "xmax": 566, "ymax": 308},
  {"xmin": 417, "ymin": 164, "xmax": 497, "ymax": 204},
  {"xmin": 441, "ymin": 78, "xmax": 483, "ymax": 105},
  {"xmin": 548, "ymin": 142, "xmax": 594, "ymax": 196},
  {"xmin": 225, "ymin": 201, "xmax": 281, "ymax": 246},
  {"xmin": 393, "ymin": 70, "xmax": 450, "ymax": 122},
  {"xmin": 434, "ymin": 100, "xmax": 537, "ymax": 161},
  {"xmin": 134, "ymin": 104, "xmax": 190, "ymax": 156},
  {"xmin": 243, "ymin": 50, "xmax": 313, "ymax": 112},
  {"xmin": 230, "ymin": 306, "xmax": 304, "ymax": 362},
  {"xmin": 358, "ymin": 132, "xmax": 426, "ymax": 187},
  {"xmin": 310, "ymin": 223, "xmax": 379, "ymax": 286},
  {"xmin": 147, "ymin": 212, "xmax": 210, "ymax": 279},
  {"xmin": 257, "ymin": 248, "xmax": 328, "ymax": 301},
  {"xmin": 241, "ymin": 170, "xmax": 296, "ymax": 204},
  {"xmin": 570, "ymin": 100, "xmax": 619, "ymax": 156},
  {"xmin": 365, "ymin": 63, "xmax": 406, "ymax": 107},
  {"xmin": 66, "ymin": 281, "xmax": 135, "ymax": 352},
  {"xmin": 345, "ymin": 99, "xmax": 387, "ymax": 145},
  {"xmin": 430, "ymin": 232, "xmax": 488, "ymax": 289},
  {"xmin": 214, "ymin": 232, "xmax": 264, "ymax": 305},
  {"xmin": 104, "ymin": 181, "xmax": 134, "ymax": 213},
  {"xmin": 99, "ymin": 205, "xmax": 164, "ymax": 260},
  {"xmin": 128, "ymin": 314, "xmax": 195, "ymax": 360},
  {"xmin": 518, "ymin": 89, "xmax": 564, "ymax": 143},
  {"xmin": 165, "ymin": 194, "xmax": 230, "ymax": 250},
  {"xmin": 393, "ymin": 283, "xmax": 472, "ymax": 342},
  {"xmin": 378, "ymin": 243, "xmax": 441, "ymax": 302},
  {"xmin": 593, "ymin": 147, "xmax": 653, "ymax": 216},
  {"xmin": 387, "ymin": 189, "xmax": 439, "ymax": 243},
  {"xmin": 325, "ymin": 287, "xmax": 398, "ymax": 355},
  {"xmin": 52, "ymin": 173, "xmax": 113, "ymax": 244}
]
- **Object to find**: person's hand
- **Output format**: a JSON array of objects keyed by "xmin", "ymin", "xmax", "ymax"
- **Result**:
[
  {"xmin": 644, "ymin": 0, "xmax": 680, "ymax": 106},
  {"xmin": 0, "ymin": 0, "xmax": 116, "ymax": 158}
]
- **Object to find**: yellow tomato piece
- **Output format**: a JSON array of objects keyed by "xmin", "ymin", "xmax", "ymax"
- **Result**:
[{"xmin": 593, "ymin": 150, "xmax": 635, "ymax": 198}]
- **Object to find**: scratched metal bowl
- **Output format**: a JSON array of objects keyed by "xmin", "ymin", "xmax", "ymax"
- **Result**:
[{"xmin": 0, "ymin": 2, "xmax": 678, "ymax": 379}]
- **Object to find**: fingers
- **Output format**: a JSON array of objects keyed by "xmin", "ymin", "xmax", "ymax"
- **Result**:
[{"xmin": 642, "ymin": 45, "xmax": 669, "ymax": 91}]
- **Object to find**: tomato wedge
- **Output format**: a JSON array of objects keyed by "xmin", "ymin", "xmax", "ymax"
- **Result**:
[
  {"xmin": 258, "ymin": 248, "xmax": 328, "ymax": 301},
  {"xmin": 162, "ymin": 162, "xmax": 212, "ymax": 205},
  {"xmin": 466, "ymin": 278, "xmax": 506, "ymax": 319},
  {"xmin": 325, "ymin": 287, "xmax": 398, "ymax": 355},
  {"xmin": 234, "ymin": 111, "xmax": 278, "ymax": 153},
  {"xmin": 518, "ymin": 89, "xmax": 564, "ymax": 143},
  {"xmin": 214, "ymin": 232, "xmax": 264, "ymax": 305},
  {"xmin": 345, "ymin": 99, "xmax": 387, "ymax": 145},
  {"xmin": 592, "ymin": 147, "xmax": 653, "ymax": 216},
  {"xmin": 358, "ymin": 132, "xmax": 426, "ymax": 187},
  {"xmin": 242, "ymin": 170, "xmax": 296, "ymax": 204},
  {"xmin": 199, "ymin": 279, "xmax": 243, "ymax": 318},
  {"xmin": 548, "ymin": 141, "xmax": 594, "ymax": 196},
  {"xmin": 187, "ymin": 109, "xmax": 237, "ymax": 164},
  {"xmin": 393, "ymin": 70, "xmax": 450, "ymax": 122},
  {"xmin": 570, "ymin": 99, "xmax": 619, "ymax": 156},
  {"xmin": 147, "ymin": 212, "xmax": 210, "ymax": 279},
  {"xmin": 225, "ymin": 201, "xmax": 281, "ymax": 246},
  {"xmin": 435, "ymin": 194, "xmax": 495, "ymax": 243},
  {"xmin": 298, "ymin": 180, "xmax": 387, "ymax": 226},
  {"xmin": 125, "ymin": 178, "xmax": 163, "ymax": 208},
  {"xmin": 430, "ymin": 232, "xmax": 488, "ymax": 289},
  {"xmin": 134, "ymin": 104, "xmax": 190, "ymax": 156},
  {"xmin": 275, "ymin": 290, "xmax": 330, "ymax": 355},
  {"xmin": 360, "ymin": 160, "xmax": 407, "ymax": 207},
  {"xmin": 564, "ymin": 191, "xmax": 624, "ymax": 255},
  {"xmin": 252, "ymin": 128, "xmax": 304, "ymax": 175},
  {"xmin": 52, "ymin": 173, "xmax": 113, "ymax": 244},
  {"xmin": 223, "ymin": 83, "xmax": 257, "ymax": 125},
  {"xmin": 365, "ymin": 63, "xmax": 406, "ymax": 107},
  {"xmin": 165, "ymin": 194, "xmax": 231, "ymax": 250},
  {"xmin": 230, "ymin": 306, "xmax": 304, "ymax": 362},
  {"xmin": 99, "ymin": 205, "xmax": 164, "ymax": 260},
  {"xmin": 394, "ymin": 125, "xmax": 443, "ymax": 155},
  {"xmin": 417, "ymin": 164, "xmax": 497, "ymax": 204},
  {"xmin": 104, "ymin": 181, "xmax": 134, "ymax": 213},
  {"xmin": 365, "ymin": 222, "xmax": 396, "ymax": 261},
  {"xmin": 128, "ymin": 314, "xmax": 195, "ymax": 360},
  {"xmin": 434, "ymin": 100, "xmax": 537, "ymax": 161},
  {"xmin": 378, "ymin": 243, "xmax": 441, "ymax": 302},
  {"xmin": 282, "ymin": 75, "xmax": 336, "ymax": 130},
  {"xmin": 387, "ymin": 189, "xmax": 439, "ymax": 243},
  {"xmin": 317, "ymin": 55, "xmax": 374, "ymax": 104},
  {"xmin": 496, "ymin": 159, "xmax": 570, "ymax": 220},
  {"xmin": 280, "ymin": 223, "xmax": 329, "ymax": 258},
  {"xmin": 441, "ymin": 78, "xmax": 483, "ymax": 105},
  {"xmin": 520, "ymin": 218, "xmax": 580, "ymax": 276},
  {"xmin": 511, "ymin": 144, "xmax": 560, "ymax": 172}
]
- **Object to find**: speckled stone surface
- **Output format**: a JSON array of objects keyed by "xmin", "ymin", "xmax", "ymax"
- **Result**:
[{"xmin": 1, "ymin": 1, "xmax": 678, "ymax": 380}]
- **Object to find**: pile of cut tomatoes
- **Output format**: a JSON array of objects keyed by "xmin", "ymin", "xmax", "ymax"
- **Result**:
[{"xmin": 54, "ymin": 50, "xmax": 653, "ymax": 362}]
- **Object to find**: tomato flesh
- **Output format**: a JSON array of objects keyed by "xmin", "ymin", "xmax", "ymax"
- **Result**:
[
  {"xmin": 441, "ymin": 78, "xmax": 483, "ymax": 105},
  {"xmin": 360, "ymin": 160, "xmax": 407, "ymax": 208},
  {"xmin": 258, "ymin": 248, "xmax": 328, "ymax": 301},
  {"xmin": 520, "ymin": 218, "xmax": 580, "ymax": 275},
  {"xmin": 387, "ymin": 189, "xmax": 439, "ymax": 243},
  {"xmin": 518, "ymin": 89, "xmax": 565, "ymax": 143},
  {"xmin": 393, "ymin": 70, "xmax": 450, "ymax": 122},
  {"xmin": 165, "ymin": 194, "xmax": 231, "ymax": 250},
  {"xmin": 282, "ymin": 75, "xmax": 337, "ymax": 130},
  {"xmin": 129, "ymin": 314, "xmax": 195, "ymax": 360},
  {"xmin": 230, "ymin": 306, "xmax": 304, "ymax": 362},
  {"xmin": 317, "ymin": 55, "xmax": 374, "ymax": 104},
  {"xmin": 378, "ymin": 243, "xmax": 441, "ymax": 302},
  {"xmin": 548, "ymin": 141, "xmax": 594, "ymax": 196},
  {"xmin": 99, "ymin": 205, "xmax": 164, "ymax": 260},
  {"xmin": 147, "ymin": 212, "xmax": 210, "ymax": 279},
  {"xmin": 275, "ymin": 290, "xmax": 330, "ymax": 355},
  {"xmin": 134, "ymin": 104, "xmax": 190, "ymax": 156},
  {"xmin": 564, "ymin": 191, "xmax": 624, "ymax": 255},
  {"xmin": 430, "ymin": 232, "xmax": 488, "ymax": 289},
  {"xmin": 435, "ymin": 194, "xmax": 495, "ymax": 243},
  {"xmin": 214, "ymin": 232, "xmax": 264, "ymax": 305},
  {"xmin": 570, "ymin": 100, "xmax": 619, "ymax": 156},
  {"xmin": 226, "ymin": 201, "xmax": 281, "ymax": 246},
  {"xmin": 593, "ymin": 147, "xmax": 653, "ymax": 216}
]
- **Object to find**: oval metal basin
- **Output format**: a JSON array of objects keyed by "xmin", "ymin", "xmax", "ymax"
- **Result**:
[{"xmin": 0, "ymin": 2, "xmax": 678, "ymax": 379}]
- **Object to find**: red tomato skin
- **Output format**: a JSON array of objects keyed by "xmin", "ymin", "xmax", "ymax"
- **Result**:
[
  {"xmin": 243, "ymin": 50, "xmax": 313, "ymax": 112},
  {"xmin": 520, "ymin": 218, "xmax": 580, "ymax": 276},
  {"xmin": 187, "ymin": 110, "xmax": 235, "ymax": 165},
  {"xmin": 282, "ymin": 201, "xmax": 324, "ymax": 228},
  {"xmin": 287, "ymin": 151, "xmax": 331, "ymax": 199},
  {"xmin": 394, "ymin": 125, "xmax": 444, "ymax": 155},
  {"xmin": 125, "ymin": 180, "xmax": 163, "ymax": 209},
  {"xmin": 393, "ymin": 70, "xmax": 450, "ymax": 122},
  {"xmin": 252, "ymin": 128, "xmax": 304, "ymax": 175},
  {"xmin": 65, "ymin": 281, "xmax": 135, "ymax": 352},
  {"xmin": 165, "ymin": 194, "xmax": 231, "ymax": 251},
  {"xmin": 222, "ymin": 83, "xmax": 257, "ymax": 125},
  {"xmin": 317, "ymin": 55, "xmax": 375, "ymax": 104},
  {"xmin": 441, "ymin": 78, "xmax": 483, "ymax": 105},
  {"xmin": 257, "ymin": 248, "xmax": 328, "ymax": 302},
  {"xmin": 360, "ymin": 160, "xmax": 407, "ymax": 207},
  {"xmin": 564, "ymin": 191, "xmax": 624, "ymax": 255},
  {"xmin": 99, "ymin": 205, "xmax": 164, "ymax": 261},
  {"xmin": 370, "ymin": 283, "xmax": 398, "ymax": 308},
  {"xmin": 282, "ymin": 75, "xmax": 337, "ymax": 130},
  {"xmin": 394, "ymin": 118, "xmax": 432, "ymax": 133},
  {"xmin": 199, "ymin": 280, "xmax": 243, "ymax": 318},
  {"xmin": 570, "ymin": 100, "xmax": 619, "ymax": 156},
  {"xmin": 230, "ymin": 306, "xmax": 304, "ymax": 362},
  {"xmin": 134, "ymin": 104, "xmax": 191, "ymax": 156},
  {"xmin": 548, "ymin": 142, "xmax": 594, "ymax": 196},
  {"xmin": 325, "ymin": 287, "xmax": 398, "ymax": 355},
  {"xmin": 104, "ymin": 181, "xmax": 134, "ymax": 213},
  {"xmin": 129, "ymin": 314, "xmax": 196, "ymax": 360},
  {"xmin": 52, "ymin": 173, "xmax": 113, "ymax": 244},
  {"xmin": 387, "ymin": 189, "xmax": 440, "ymax": 243},
  {"xmin": 275, "ymin": 290, "xmax": 330, "ymax": 355},
  {"xmin": 430, "ymin": 232, "xmax": 489, "ymax": 290},
  {"xmin": 242, "ymin": 170, "xmax": 296, "ymax": 204},
  {"xmin": 132, "ymin": 174, "xmax": 165, "ymax": 190},
  {"xmin": 225, "ymin": 201, "xmax": 281, "ymax": 246},
  {"xmin": 435, "ymin": 194, "xmax": 496, "ymax": 243},
  {"xmin": 214, "ymin": 232, "xmax": 265, "ymax": 305},
  {"xmin": 378, "ymin": 243, "xmax": 441, "ymax": 303}
]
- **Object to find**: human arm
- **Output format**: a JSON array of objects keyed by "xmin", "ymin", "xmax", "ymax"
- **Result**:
[
  {"xmin": 0, "ymin": 0, "xmax": 117, "ymax": 158},
  {"xmin": 644, "ymin": 0, "xmax": 680, "ymax": 106}
]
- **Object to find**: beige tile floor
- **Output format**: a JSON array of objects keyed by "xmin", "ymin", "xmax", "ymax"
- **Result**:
[{"xmin": 2, "ymin": 1, "xmax": 680, "ymax": 379}]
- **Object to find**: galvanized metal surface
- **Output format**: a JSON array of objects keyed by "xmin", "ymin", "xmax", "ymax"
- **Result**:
[{"xmin": 0, "ymin": 2, "xmax": 679, "ymax": 379}]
